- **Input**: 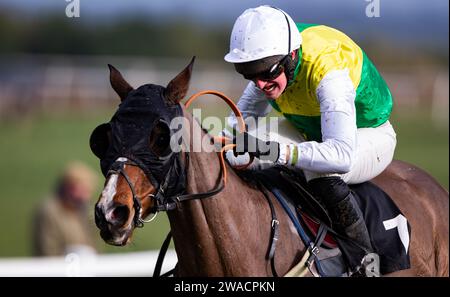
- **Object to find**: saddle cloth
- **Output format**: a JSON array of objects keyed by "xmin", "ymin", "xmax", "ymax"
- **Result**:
[{"xmin": 244, "ymin": 166, "xmax": 411, "ymax": 276}]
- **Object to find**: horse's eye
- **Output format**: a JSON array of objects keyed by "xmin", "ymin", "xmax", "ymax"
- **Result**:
[{"xmin": 149, "ymin": 122, "xmax": 171, "ymax": 157}]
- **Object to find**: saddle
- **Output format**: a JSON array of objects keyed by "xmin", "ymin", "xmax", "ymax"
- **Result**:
[{"xmin": 240, "ymin": 166, "xmax": 411, "ymax": 276}]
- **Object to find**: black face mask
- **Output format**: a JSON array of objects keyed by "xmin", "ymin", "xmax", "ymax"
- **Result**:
[{"xmin": 89, "ymin": 84, "xmax": 185, "ymax": 194}]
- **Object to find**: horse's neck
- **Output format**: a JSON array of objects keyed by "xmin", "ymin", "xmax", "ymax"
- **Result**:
[
  {"xmin": 166, "ymin": 111, "xmax": 267, "ymax": 276},
  {"xmin": 178, "ymin": 110, "xmax": 225, "ymax": 194}
]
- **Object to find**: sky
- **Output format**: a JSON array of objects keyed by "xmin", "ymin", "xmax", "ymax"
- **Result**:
[{"xmin": 1, "ymin": 0, "xmax": 448, "ymax": 49}]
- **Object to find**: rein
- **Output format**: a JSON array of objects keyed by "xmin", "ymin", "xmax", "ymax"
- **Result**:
[
  {"xmin": 151, "ymin": 90, "xmax": 247, "ymax": 212},
  {"xmin": 108, "ymin": 90, "xmax": 248, "ymax": 229},
  {"xmin": 107, "ymin": 90, "xmax": 279, "ymax": 277},
  {"xmin": 146, "ymin": 90, "xmax": 248, "ymax": 215},
  {"xmin": 151, "ymin": 90, "xmax": 280, "ymax": 277}
]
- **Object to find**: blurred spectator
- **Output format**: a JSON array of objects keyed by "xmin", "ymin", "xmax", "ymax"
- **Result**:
[{"xmin": 32, "ymin": 161, "xmax": 99, "ymax": 257}]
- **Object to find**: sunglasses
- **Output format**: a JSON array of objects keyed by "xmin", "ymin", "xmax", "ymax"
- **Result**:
[{"xmin": 243, "ymin": 56, "xmax": 288, "ymax": 81}]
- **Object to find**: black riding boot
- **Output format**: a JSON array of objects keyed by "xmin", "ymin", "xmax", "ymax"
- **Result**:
[{"xmin": 308, "ymin": 176, "xmax": 380, "ymax": 277}]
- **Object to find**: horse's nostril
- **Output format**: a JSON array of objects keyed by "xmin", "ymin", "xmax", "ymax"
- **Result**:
[
  {"xmin": 95, "ymin": 205, "xmax": 106, "ymax": 228},
  {"xmin": 111, "ymin": 205, "xmax": 130, "ymax": 226}
]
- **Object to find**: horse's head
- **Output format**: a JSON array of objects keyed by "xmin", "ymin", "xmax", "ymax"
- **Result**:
[{"xmin": 91, "ymin": 57, "xmax": 194, "ymax": 246}]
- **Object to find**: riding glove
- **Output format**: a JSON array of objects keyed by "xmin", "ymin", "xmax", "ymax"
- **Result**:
[{"xmin": 233, "ymin": 132, "xmax": 280, "ymax": 162}]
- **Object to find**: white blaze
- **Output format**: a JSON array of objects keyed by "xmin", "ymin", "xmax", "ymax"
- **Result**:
[{"xmin": 98, "ymin": 157, "xmax": 129, "ymax": 211}]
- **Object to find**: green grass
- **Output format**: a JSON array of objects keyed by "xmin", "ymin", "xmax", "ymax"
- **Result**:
[
  {"xmin": 0, "ymin": 109, "xmax": 447, "ymax": 257},
  {"xmin": 390, "ymin": 111, "xmax": 449, "ymax": 189}
]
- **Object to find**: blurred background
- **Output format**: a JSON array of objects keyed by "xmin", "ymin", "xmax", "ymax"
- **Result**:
[{"xmin": 0, "ymin": 0, "xmax": 448, "ymax": 271}]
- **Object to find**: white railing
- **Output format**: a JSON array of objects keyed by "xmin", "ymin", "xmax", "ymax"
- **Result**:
[
  {"xmin": 1, "ymin": 54, "xmax": 448, "ymax": 117},
  {"xmin": 0, "ymin": 250, "xmax": 177, "ymax": 277}
]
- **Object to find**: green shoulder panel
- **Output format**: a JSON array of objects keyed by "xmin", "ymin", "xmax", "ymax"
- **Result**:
[
  {"xmin": 296, "ymin": 23, "xmax": 320, "ymax": 33},
  {"xmin": 355, "ymin": 52, "xmax": 393, "ymax": 128},
  {"xmin": 269, "ymin": 24, "xmax": 393, "ymax": 141}
]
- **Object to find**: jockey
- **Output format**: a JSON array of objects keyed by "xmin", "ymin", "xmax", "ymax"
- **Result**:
[{"xmin": 223, "ymin": 5, "xmax": 396, "ymax": 276}]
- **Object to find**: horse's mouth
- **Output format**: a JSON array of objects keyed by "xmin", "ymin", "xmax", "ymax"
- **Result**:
[{"xmin": 100, "ymin": 227, "xmax": 133, "ymax": 246}]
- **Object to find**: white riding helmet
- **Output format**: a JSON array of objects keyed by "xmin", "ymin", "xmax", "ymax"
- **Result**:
[{"xmin": 224, "ymin": 5, "xmax": 302, "ymax": 63}]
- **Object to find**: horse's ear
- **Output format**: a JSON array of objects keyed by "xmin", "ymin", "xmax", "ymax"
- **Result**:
[
  {"xmin": 108, "ymin": 64, "xmax": 134, "ymax": 101},
  {"xmin": 164, "ymin": 56, "xmax": 195, "ymax": 105}
]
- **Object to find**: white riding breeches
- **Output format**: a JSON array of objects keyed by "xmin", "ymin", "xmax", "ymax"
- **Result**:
[{"xmin": 303, "ymin": 121, "xmax": 397, "ymax": 184}]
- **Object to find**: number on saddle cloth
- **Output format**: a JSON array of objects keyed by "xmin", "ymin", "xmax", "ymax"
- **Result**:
[{"xmin": 347, "ymin": 182, "xmax": 411, "ymax": 275}]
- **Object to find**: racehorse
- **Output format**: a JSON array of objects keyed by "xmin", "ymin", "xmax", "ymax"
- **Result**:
[{"xmin": 92, "ymin": 58, "xmax": 449, "ymax": 276}]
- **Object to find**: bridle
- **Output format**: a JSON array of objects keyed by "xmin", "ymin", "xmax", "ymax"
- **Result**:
[
  {"xmin": 103, "ymin": 90, "xmax": 280, "ymax": 278},
  {"xmin": 106, "ymin": 158, "xmax": 159, "ymax": 228},
  {"xmin": 106, "ymin": 90, "xmax": 246, "ymax": 228}
]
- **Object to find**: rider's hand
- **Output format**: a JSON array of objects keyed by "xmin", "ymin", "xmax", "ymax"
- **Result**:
[
  {"xmin": 233, "ymin": 132, "xmax": 280, "ymax": 162},
  {"xmin": 224, "ymin": 150, "xmax": 277, "ymax": 170}
]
